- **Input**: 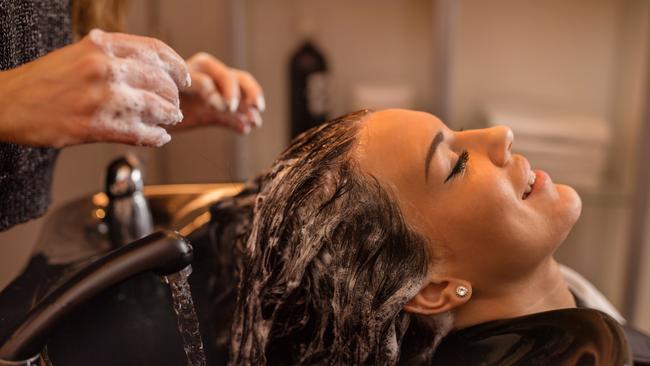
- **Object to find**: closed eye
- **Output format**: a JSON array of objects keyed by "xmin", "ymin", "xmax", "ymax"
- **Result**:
[{"xmin": 444, "ymin": 150, "xmax": 469, "ymax": 183}]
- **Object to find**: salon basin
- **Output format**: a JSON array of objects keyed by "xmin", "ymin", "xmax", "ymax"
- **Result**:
[{"xmin": 0, "ymin": 182, "xmax": 243, "ymax": 366}]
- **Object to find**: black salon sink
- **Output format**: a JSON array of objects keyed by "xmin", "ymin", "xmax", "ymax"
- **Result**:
[{"xmin": 0, "ymin": 183, "xmax": 243, "ymax": 366}]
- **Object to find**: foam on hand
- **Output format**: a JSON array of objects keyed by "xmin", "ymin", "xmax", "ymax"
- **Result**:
[
  {"xmin": 94, "ymin": 84, "xmax": 174, "ymax": 147},
  {"xmin": 87, "ymin": 29, "xmax": 190, "ymax": 146}
]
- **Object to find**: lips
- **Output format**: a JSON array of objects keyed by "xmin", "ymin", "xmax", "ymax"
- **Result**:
[
  {"xmin": 530, "ymin": 169, "xmax": 549, "ymax": 197},
  {"xmin": 522, "ymin": 170, "xmax": 536, "ymax": 199},
  {"xmin": 521, "ymin": 164, "xmax": 550, "ymax": 201},
  {"xmin": 520, "ymin": 158, "xmax": 534, "ymax": 200}
]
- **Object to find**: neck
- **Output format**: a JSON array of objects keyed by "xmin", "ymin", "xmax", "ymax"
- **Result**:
[{"xmin": 453, "ymin": 258, "xmax": 576, "ymax": 330}]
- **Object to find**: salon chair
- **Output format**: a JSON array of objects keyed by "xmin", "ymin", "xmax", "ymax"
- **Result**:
[{"xmin": 0, "ymin": 155, "xmax": 243, "ymax": 366}]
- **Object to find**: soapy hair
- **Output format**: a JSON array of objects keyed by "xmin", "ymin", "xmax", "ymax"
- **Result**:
[{"xmin": 219, "ymin": 110, "xmax": 450, "ymax": 365}]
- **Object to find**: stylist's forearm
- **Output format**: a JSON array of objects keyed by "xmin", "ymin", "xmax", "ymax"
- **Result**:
[
  {"xmin": 0, "ymin": 68, "xmax": 20, "ymax": 145},
  {"xmin": 0, "ymin": 63, "xmax": 80, "ymax": 148},
  {"xmin": 0, "ymin": 66, "xmax": 65, "ymax": 147}
]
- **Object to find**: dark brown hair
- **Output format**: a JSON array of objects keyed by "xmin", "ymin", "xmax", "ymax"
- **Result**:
[{"xmin": 223, "ymin": 110, "xmax": 439, "ymax": 365}]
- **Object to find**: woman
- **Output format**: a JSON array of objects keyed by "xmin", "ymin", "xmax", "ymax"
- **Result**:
[
  {"xmin": 0, "ymin": 0, "xmax": 264, "ymax": 231},
  {"xmin": 209, "ymin": 109, "xmax": 642, "ymax": 365}
]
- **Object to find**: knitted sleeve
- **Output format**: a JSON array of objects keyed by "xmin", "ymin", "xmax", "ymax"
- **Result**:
[{"xmin": 0, "ymin": 0, "xmax": 73, "ymax": 231}]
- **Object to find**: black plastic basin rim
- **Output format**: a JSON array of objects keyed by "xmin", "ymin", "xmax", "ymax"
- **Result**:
[{"xmin": 0, "ymin": 230, "xmax": 193, "ymax": 362}]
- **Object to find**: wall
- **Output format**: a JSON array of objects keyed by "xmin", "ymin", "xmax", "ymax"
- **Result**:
[
  {"xmin": 449, "ymin": 0, "xmax": 622, "ymax": 129},
  {"xmin": 240, "ymin": 0, "xmax": 436, "ymax": 177},
  {"xmin": 619, "ymin": 0, "xmax": 650, "ymax": 331}
]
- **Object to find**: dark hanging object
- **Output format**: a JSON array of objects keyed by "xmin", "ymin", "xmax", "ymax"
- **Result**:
[{"xmin": 289, "ymin": 41, "xmax": 329, "ymax": 139}]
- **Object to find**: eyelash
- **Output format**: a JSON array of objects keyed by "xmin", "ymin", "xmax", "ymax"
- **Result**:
[{"xmin": 444, "ymin": 150, "xmax": 469, "ymax": 183}]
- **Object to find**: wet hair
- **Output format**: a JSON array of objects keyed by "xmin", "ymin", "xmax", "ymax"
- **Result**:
[{"xmin": 223, "ymin": 110, "xmax": 441, "ymax": 365}]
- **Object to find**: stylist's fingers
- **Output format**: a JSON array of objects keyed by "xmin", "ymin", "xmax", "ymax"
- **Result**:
[
  {"xmin": 88, "ymin": 29, "xmax": 191, "ymax": 90},
  {"xmin": 139, "ymin": 90, "xmax": 184, "ymax": 126},
  {"xmin": 234, "ymin": 70, "xmax": 265, "ymax": 112},
  {"xmin": 135, "ymin": 125, "xmax": 173, "ymax": 146},
  {"xmin": 187, "ymin": 53, "xmax": 240, "ymax": 112},
  {"xmin": 108, "ymin": 123, "xmax": 172, "ymax": 147},
  {"xmin": 90, "ymin": 103, "xmax": 172, "ymax": 147},
  {"xmin": 222, "ymin": 109, "xmax": 262, "ymax": 133},
  {"xmin": 220, "ymin": 112, "xmax": 252, "ymax": 134},
  {"xmin": 111, "ymin": 58, "xmax": 180, "ymax": 106},
  {"xmin": 240, "ymin": 107, "xmax": 262, "ymax": 129},
  {"xmin": 88, "ymin": 84, "xmax": 181, "ymax": 146},
  {"xmin": 108, "ymin": 83, "xmax": 182, "ymax": 126},
  {"xmin": 186, "ymin": 70, "xmax": 227, "ymax": 112}
]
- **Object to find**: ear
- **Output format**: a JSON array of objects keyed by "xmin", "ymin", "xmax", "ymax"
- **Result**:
[{"xmin": 403, "ymin": 277, "xmax": 472, "ymax": 316}]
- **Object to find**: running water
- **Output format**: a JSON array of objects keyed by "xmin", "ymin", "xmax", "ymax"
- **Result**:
[{"xmin": 164, "ymin": 265, "xmax": 207, "ymax": 366}]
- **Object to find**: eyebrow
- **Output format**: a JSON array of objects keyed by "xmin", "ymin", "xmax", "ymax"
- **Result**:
[{"xmin": 424, "ymin": 131, "xmax": 444, "ymax": 182}]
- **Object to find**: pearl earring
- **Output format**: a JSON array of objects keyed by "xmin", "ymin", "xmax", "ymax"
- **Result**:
[{"xmin": 455, "ymin": 286, "xmax": 470, "ymax": 298}]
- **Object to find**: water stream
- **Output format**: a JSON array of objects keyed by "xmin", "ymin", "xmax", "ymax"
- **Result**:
[{"xmin": 164, "ymin": 265, "xmax": 207, "ymax": 366}]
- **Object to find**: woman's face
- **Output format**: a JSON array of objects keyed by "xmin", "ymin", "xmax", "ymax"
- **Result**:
[{"xmin": 355, "ymin": 109, "xmax": 582, "ymax": 292}]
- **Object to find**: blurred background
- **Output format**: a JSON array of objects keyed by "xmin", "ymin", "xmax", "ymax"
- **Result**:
[{"xmin": 1, "ymin": 0, "xmax": 649, "ymax": 332}]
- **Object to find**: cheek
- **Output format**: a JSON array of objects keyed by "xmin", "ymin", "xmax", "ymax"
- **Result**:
[
  {"xmin": 434, "ymin": 174, "xmax": 516, "ymax": 250},
  {"xmin": 434, "ymin": 174, "xmax": 556, "ymax": 279}
]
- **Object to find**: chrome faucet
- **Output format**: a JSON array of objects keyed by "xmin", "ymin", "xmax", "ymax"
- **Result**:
[{"xmin": 104, "ymin": 155, "xmax": 154, "ymax": 247}]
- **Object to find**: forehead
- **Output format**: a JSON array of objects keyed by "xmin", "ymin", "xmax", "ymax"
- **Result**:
[{"xmin": 355, "ymin": 109, "xmax": 447, "ymax": 178}]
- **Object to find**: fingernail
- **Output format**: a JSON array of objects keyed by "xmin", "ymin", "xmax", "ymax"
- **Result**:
[
  {"xmin": 228, "ymin": 97, "xmax": 240, "ymax": 113},
  {"xmin": 87, "ymin": 29, "xmax": 108, "ymax": 51},
  {"xmin": 157, "ymin": 132, "xmax": 172, "ymax": 146},
  {"xmin": 255, "ymin": 94, "xmax": 266, "ymax": 113},
  {"xmin": 241, "ymin": 123, "xmax": 251, "ymax": 135},
  {"xmin": 251, "ymin": 109, "xmax": 262, "ymax": 127},
  {"xmin": 88, "ymin": 28, "xmax": 104, "ymax": 39},
  {"xmin": 185, "ymin": 72, "xmax": 192, "ymax": 89},
  {"xmin": 176, "ymin": 109, "xmax": 184, "ymax": 123},
  {"xmin": 208, "ymin": 93, "xmax": 227, "ymax": 112}
]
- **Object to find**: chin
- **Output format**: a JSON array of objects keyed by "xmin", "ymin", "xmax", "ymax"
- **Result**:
[{"xmin": 555, "ymin": 183, "xmax": 582, "ymax": 236}]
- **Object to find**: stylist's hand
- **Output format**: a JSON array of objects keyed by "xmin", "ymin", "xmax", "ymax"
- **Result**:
[
  {"xmin": 0, "ymin": 29, "xmax": 190, "ymax": 148},
  {"xmin": 176, "ymin": 52, "xmax": 265, "ymax": 134}
]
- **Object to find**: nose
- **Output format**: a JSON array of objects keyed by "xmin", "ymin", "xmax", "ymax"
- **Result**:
[{"xmin": 483, "ymin": 125, "xmax": 513, "ymax": 166}]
